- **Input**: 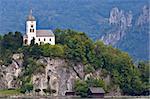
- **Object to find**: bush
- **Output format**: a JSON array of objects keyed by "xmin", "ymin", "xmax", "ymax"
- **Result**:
[
  {"xmin": 20, "ymin": 83, "xmax": 33, "ymax": 93},
  {"xmin": 40, "ymin": 44, "xmax": 64, "ymax": 58},
  {"xmin": 84, "ymin": 64, "xmax": 95, "ymax": 74},
  {"xmin": 74, "ymin": 80, "xmax": 88, "ymax": 97},
  {"xmin": 86, "ymin": 77, "xmax": 105, "ymax": 89}
]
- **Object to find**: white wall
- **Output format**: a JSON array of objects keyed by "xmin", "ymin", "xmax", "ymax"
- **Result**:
[
  {"xmin": 25, "ymin": 20, "xmax": 55, "ymax": 45},
  {"xmin": 35, "ymin": 36, "xmax": 55, "ymax": 45},
  {"xmin": 26, "ymin": 21, "xmax": 36, "ymax": 45}
]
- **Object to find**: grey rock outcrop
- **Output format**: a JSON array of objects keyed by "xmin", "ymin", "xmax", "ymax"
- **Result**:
[
  {"xmin": 0, "ymin": 54, "xmax": 121, "ymax": 96},
  {"xmin": 101, "ymin": 7, "xmax": 133, "ymax": 45},
  {"xmin": 32, "ymin": 58, "xmax": 80, "ymax": 96},
  {"xmin": 0, "ymin": 54, "xmax": 23, "ymax": 89},
  {"xmin": 109, "ymin": 7, "xmax": 132, "ymax": 27},
  {"xmin": 137, "ymin": 5, "xmax": 149, "ymax": 26}
]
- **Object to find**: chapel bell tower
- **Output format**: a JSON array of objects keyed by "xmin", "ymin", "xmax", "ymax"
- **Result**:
[{"xmin": 26, "ymin": 9, "xmax": 36, "ymax": 44}]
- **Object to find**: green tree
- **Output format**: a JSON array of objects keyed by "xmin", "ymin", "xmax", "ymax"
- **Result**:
[
  {"xmin": 29, "ymin": 44, "xmax": 42, "ymax": 59},
  {"xmin": 84, "ymin": 64, "xmax": 95, "ymax": 74},
  {"xmin": 138, "ymin": 61, "xmax": 149, "ymax": 95},
  {"xmin": 74, "ymin": 80, "xmax": 88, "ymax": 97},
  {"xmin": 0, "ymin": 32, "xmax": 23, "ymax": 65},
  {"xmin": 138, "ymin": 61, "xmax": 149, "ymax": 82},
  {"xmin": 30, "ymin": 37, "xmax": 35, "ymax": 46},
  {"xmin": 86, "ymin": 77, "xmax": 105, "ymax": 89},
  {"xmin": 40, "ymin": 44, "xmax": 64, "ymax": 58}
]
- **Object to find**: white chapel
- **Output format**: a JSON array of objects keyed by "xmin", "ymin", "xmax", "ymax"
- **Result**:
[{"xmin": 23, "ymin": 10, "xmax": 55, "ymax": 45}]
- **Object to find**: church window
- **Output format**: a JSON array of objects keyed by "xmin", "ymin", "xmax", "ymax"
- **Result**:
[
  {"xmin": 30, "ymin": 29, "xmax": 34, "ymax": 32},
  {"xmin": 40, "ymin": 42, "xmax": 42, "ymax": 45},
  {"xmin": 44, "ymin": 38, "xmax": 46, "ymax": 41},
  {"xmin": 24, "ymin": 39, "xmax": 27, "ymax": 44}
]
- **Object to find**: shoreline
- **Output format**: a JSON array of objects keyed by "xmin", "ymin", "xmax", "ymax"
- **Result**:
[{"xmin": 0, "ymin": 95, "xmax": 149, "ymax": 99}]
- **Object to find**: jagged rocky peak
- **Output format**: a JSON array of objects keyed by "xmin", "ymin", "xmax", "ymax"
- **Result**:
[
  {"xmin": 137, "ymin": 5, "xmax": 149, "ymax": 25},
  {"xmin": 126, "ymin": 11, "xmax": 132, "ymax": 27},
  {"xmin": 109, "ymin": 7, "xmax": 132, "ymax": 27},
  {"xmin": 101, "ymin": 7, "xmax": 133, "ymax": 46},
  {"xmin": 109, "ymin": 7, "xmax": 120, "ymax": 24}
]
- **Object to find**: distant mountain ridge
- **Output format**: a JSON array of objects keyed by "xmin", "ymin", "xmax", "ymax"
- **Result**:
[
  {"xmin": 0, "ymin": 0, "xmax": 149, "ymax": 60},
  {"xmin": 99, "ymin": 5, "xmax": 149, "ymax": 60}
]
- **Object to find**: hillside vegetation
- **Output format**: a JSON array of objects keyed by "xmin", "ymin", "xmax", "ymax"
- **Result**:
[
  {"xmin": 0, "ymin": 0, "xmax": 149, "ymax": 60},
  {"xmin": 0, "ymin": 30, "xmax": 149, "ymax": 96}
]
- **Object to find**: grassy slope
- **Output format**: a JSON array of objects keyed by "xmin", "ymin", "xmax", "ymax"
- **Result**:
[{"xmin": 0, "ymin": 89, "xmax": 21, "ymax": 95}]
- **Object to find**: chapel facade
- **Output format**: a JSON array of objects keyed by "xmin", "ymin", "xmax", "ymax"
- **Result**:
[{"xmin": 23, "ymin": 10, "xmax": 55, "ymax": 45}]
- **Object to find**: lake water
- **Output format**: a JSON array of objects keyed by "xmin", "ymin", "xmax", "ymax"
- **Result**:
[{"xmin": 0, "ymin": 96, "xmax": 149, "ymax": 99}]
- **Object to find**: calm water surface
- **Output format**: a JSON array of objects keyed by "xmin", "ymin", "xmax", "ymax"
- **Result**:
[{"xmin": 0, "ymin": 96, "xmax": 149, "ymax": 99}]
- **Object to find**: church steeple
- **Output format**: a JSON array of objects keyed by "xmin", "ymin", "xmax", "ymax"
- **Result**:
[
  {"xmin": 26, "ymin": 9, "xmax": 36, "ymax": 45},
  {"xmin": 27, "ymin": 9, "xmax": 35, "ymax": 21}
]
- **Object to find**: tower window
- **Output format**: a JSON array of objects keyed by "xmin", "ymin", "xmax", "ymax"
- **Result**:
[
  {"xmin": 31, "ymin": 25, "xmax": 33, "ymax": 28},
  {"xmin": 44, "ymin": 38, "xmax": 46, "ymax": 41},
  {"xmin": 30, "ymin": 29, "xmax": 34, "ymax": 32}
]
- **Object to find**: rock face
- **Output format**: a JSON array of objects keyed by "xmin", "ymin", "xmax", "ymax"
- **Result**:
[
  {"xmin": 109, "ymin": 7, "xmax": 132, "ymax": 27},
  {"xmin": 101, "ymin": 7, "xmax": 133, "ymax": 45},
  {"xmin": 137, "ymin": 5, "xmax": 149, "ymax": 26},
  {"xmin": 0, "ymin": 54, "xmax": 23, "ymax": 89},
  {"xmin": 32, "ymin": 58, "xmax": 82, "ymax": 96},
  {"xmin": 101, "ymin": 5, "xmax": 150, "ymax": 46},
  {"xmin": 0, "ymin": 55, "xmax": 83, "ymax": 95},
  {"xmin": 101, "ymin": 5, "xmax": 149, "ymax": 46},
  {"xmin": 0, "ymin": 54, "xmax": 120, "ymax": 96}
]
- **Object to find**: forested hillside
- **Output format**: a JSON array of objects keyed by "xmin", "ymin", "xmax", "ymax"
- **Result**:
[
  {"xmin": 0, "ymin": 0, "xmax": 149, "ymax": 60},
  {"xmin": 0, "ymin": 30, "xmax": 149, "ymax": 96}
]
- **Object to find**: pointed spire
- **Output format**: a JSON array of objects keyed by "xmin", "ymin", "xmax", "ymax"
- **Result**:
[
  {"xmin": 27, "ymin": 9, "xmax": 35, "ymax": 21},
  {"xmin": 30, "ymin": 9, "xmax": 33, "ymax": 16}
]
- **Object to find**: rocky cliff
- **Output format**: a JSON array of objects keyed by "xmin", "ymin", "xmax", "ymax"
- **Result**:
[
  {"xmin": 137, "ymin": 5, "xmax": 149, "ymax": 26},
  {"xmin": 100, "ymin": 5, "xmax": 149, "ymax": 47},
  {"xmin": 0, "ymin": 53, "xmax": 119, "ymax": 96},
  {"xmin": 101, "ymin": 7, "xmax": 133, "ymax": 45},
  {"xmin": 0, "ymin": 54, "xmax": 23, "ymax": 89}
]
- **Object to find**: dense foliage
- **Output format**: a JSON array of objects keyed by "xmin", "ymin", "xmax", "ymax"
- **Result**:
[
  {"xmin": 0, "ymin": 32, "xmax": 23, "ymax": 65},
  {"xmin": 0, "ymin": 29, "xmax": 149, "ymax": 96},
  {"xmin": 1, "ymin": 0, "xmax": 149, "ymax": 61},
  {"xmin": 74, "ymin": 80, "xmax": 89, "ymax": 97}
]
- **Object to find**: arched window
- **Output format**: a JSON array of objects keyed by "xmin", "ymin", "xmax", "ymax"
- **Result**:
[
  {"xmin": 40, "ymin": 42, "xmax": 42, "ymax": 45},
  {"xmin": 49, "ymin": 38, "xmax": 51, "ymax": 41},
  {"xmin": 24, "ymin": 39, "xmax": 28, "ymax": 44},
  {"xmin": 44, "ymin": 38, "xmax": 46, "ymax": 41},
  {"xmin": 39, "ymin": 38, "xmax": 40, "ymax": 41}
]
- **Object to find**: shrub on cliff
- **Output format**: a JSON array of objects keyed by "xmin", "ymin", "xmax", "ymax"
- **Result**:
[
  {"xmin": 40, "ymin": 44, "xmax": 65, "ymax": 58},
  {"xmin": 0, "ymin": 32, "xmax": 23, "ymax": 65},
  {"xmin": 74, "ymin": 80, "xmax": 88, "ymax": 97}
]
